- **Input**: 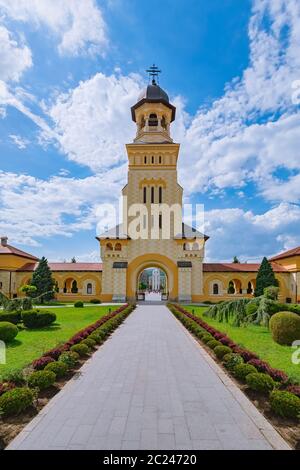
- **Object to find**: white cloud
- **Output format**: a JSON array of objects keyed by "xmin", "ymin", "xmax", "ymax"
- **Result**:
[
  {"xmin": 178, "ymin": 0, "xmax": 300, "ymax": 202},
  {"xmin": 0, "ymin": 0, "xmax": 107, "ymax": 56},
  {"xmin": 0, "ymin": 25, "xmax": 32, "ymax": 82},
  {"xmin": 204, "ymin": 202, "xmax": 300, "ymax": 262},
  {"xmin": 47, "ymin": 73, "xmax": 143, "ymax": 171},
  {"xmin": 9, "ymin": 134, "xmax": 30, "ymax": 149},
  {"xmin": 0, "ymin": 168, "xmax": 125, "ymax": 245}
]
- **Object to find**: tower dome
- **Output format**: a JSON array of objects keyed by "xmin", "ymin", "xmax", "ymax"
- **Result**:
[{"xmin": 137, "ymin": 82, "xmax": 170, "ymax": 103}]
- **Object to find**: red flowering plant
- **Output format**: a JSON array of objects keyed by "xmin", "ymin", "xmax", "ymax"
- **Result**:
[{"xmin": 32, "ymin": 356, "xmax": 55, "ymax": 370}]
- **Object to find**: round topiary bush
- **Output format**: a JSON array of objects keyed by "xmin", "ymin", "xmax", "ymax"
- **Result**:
[
  {"xmin": 0, "ymin": 387, "xmax": 34, "ymax": 417},
  {"xmin": 270, "ymin": 390, "xmax": 300, "ymax": 419},
  {"xmin": 233, "ymin": 363, "xmax": 258, "ymax": 381},
  {"xmin": 88, "ymin": 333, "xmax": 102, "ymax": 344},
  {"xmin": 223, "ymin": 353, "xmax": 244, "ymax": 371},
  {"xmin": 246, "ymin": 372, "xmax": 276, "ymax": 394},
  {"xmin": 74, "ymin": 301, "xmax": 84, "ymax": 308},
  {"xmin": 269, "ymin": 311, "xmax": 300, "ymax": 345},
  {"xmin": 58, "ymin": 351, "xmax": 79, "ymax": 369},
  {"xmin": 0, "ymin": 321, "xmax": 18, "ymax": 343},
  {"xmin": 22, "ymin": 310, "xmax": 56, "ymax": 329},
  {"xmin": 206, "ymin": 339, "xmax": 222, "ymax": 350},
  {"xmin": 28, "ymin": 370, "xmax": 56, "ymax": 390},
  {"xmin": 44, "ymin": 361, "xmax": 68, "ymax": 378},
  {"xmin": 81, "ymin": 338, "xmax": 96, "ymax": 348},
  {"xmin": 70, "ymin": 343, "xmax": 90, "ymax": 357},
  {"xmin": 214, "ymin": 345, "xmax": 232, "ymax": 359}
]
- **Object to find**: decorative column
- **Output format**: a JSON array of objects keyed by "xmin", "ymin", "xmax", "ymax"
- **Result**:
[
  {"xmin": 177, "ymin": 261, "xmax": 192, "ymax": 302},
  {"xmin": 112, "ymin": 262, "xmax": 128, "ymax": 302}
]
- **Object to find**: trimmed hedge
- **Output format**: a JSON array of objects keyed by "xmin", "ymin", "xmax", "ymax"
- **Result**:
[
  {"xmin": 233, "ymin": 363, "xmax": 258, "ymax": 381},
  {"xmin": 58, "ymin": 351, "xmax": 79, "ymax": 369},
  {"xmin": 74, "ymin": 301, "xmax": 84, "ymax": 308},
  {"xmin": 0, "ymin": 321, "xmax": 18, "ymax": 343},
  {"xmin": 90, "ymin": 299, "xmax": 101, "ymax": 304},
  {"xmin": 224, "ymin": 353, "xmax": 244, "ymax": 371},
  {"xmin": 270, "ymin": 390, "xmax": 300, "ymax": 419},
  {"xmin": 207, "ymin": 339, "xmax": 222, "ymax": 350},
  {"xmin": 22, "ymin": 310, "xmax": 56, "ymax": 329},
  {"xmin": 70, "ymin": 343, "xmax": 90, "ymax": 357},
  {"xmin": 269, "ymin": 311, "xmax": 300, "ymax": 345},
  {"xmin": 28, "ymin": 370, "xmax": 56, "ymax": 390},
  {"xmin": 214, "ymin": 345, "xmax": 232, "ymax": 359},
  {"xmin": 44, "ymin": 361, "xmax": 68, "ymax": 378},
  {"xmin": 0, "ymin": 387, "xmax": 34, "ymax": 417},
  {"xmin": 246, "ymin": 372, "xmax": 276, "ymax": 394},
  {"xmin": 80, "ymin": 338, "xmax": 96, "ymax": 349}
]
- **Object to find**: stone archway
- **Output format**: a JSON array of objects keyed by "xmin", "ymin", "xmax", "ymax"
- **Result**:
[
  {"xmin": 127, "ymin": 253, "xmax": 178, "ymax": 301},
  {"xmin": 137, "ymin": 266, "xmax": 168, "ymax": 301}
]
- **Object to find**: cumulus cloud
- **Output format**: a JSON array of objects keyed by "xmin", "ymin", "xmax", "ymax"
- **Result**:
[
  {"xmin": 0, "ymin": 0, "xmax": 107, "ymax": 56},
  {"xmin": 0, "ymin": 168, "xmax": 125, "ymax": 245},
  {"xmin": 0, "ymin": 25, "xmax": 32, "ymax": 82},
  {"xmin": 204, "ymin": 203, "xmax": 300, "ymax": 262},
  {"xmin": 178, "ymin": 0, "xmax": 300, "ymax": 201},
  {"xmin": 47, "ymin": 73, "xmax": 143, "ymax": 171}
]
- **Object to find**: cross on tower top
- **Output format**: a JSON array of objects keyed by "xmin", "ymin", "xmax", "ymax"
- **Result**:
[{"xmin": 146, "ymin": 64, "xmax": 161, "ymax": 85}]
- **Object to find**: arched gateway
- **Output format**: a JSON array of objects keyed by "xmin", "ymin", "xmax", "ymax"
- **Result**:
[{"xmin": 97, "ymin": 68, "xmax": 208, "ymax": 303}]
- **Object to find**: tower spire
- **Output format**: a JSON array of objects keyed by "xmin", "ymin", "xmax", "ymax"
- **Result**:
[{"xmin": 146, "ymin": 64, "xmax": 161, "ymax": 85}]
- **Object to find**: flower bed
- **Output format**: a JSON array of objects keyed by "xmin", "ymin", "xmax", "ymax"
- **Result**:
[
  {"xmin": 0, "ymin": 303, "xmax": 135, "ymax": 448},
  {"xmin": 168, "ymin": 303, "xmax": 300, "ymax": 447}
]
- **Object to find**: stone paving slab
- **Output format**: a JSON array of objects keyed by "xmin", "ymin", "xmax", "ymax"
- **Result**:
[{"xmin": 7, "ymin": 305, "xmax": 290, "ymax": 450}]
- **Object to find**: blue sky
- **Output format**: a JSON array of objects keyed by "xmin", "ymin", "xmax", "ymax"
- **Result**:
[{"xmin": 0, "ymin": 0, "xmax": 300, "ymax": 263}]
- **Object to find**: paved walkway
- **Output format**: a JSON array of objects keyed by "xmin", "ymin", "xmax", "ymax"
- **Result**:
[{"xmin": 7, "ymin": 305, "xmax": 289, "ymax": 450}]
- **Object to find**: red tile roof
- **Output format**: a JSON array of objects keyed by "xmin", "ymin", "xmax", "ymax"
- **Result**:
[
  {"xmin": 0, "ymin": 244, "xmax": 38, "ymax": 261},
  {"xmin": 203, "ymin": 262, "xmax": 288, "ymax": 273},
  {"xmin": 269, "ymin": 246, "xmax": 300, "ymax": 261},
  {"xmin": 17, "ymin": 262, "xmax": 102, "ymax": 272}
]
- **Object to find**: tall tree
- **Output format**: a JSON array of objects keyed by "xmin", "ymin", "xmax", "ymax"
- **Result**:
[
  {"xmin": 233, "ymin": 256, "xmax": 240, "ymax": 263},
  {"xmin": 254, "ymin": 257, "xmax": 278, "ymax": 297},
  {"xmin": 30, "ymin": 257, "xmax": 55, "ymax": 302},
  {"xmin": 71, "ymin": 256, "xmax": 76, "ymax": 263}
]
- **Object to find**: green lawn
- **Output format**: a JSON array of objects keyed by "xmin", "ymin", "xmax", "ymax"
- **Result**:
[
  {"xmin": 184, "ymin": 305, "xmax": 300, "ymax": 383},
  {"xmin": 0, "ymin": 305, "xmax": 117, "ymax": 379}
]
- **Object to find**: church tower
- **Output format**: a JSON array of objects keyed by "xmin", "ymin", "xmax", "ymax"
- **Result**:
[{"xmin": 98, "ymin": 66, "xmax": 207, "ymax": 303}]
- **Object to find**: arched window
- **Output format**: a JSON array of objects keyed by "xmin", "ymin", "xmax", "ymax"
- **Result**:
[
  {"xmin": 247, "ymin": 281, "xmax": 253, "ymax": 294},
  {"xmin": 151, "ymin": 187, "xmax": 154, "ymax": 204},
  {"xmin": 149, "ymin": 113, "xmax": 158, "ymax": 126},
  {"xmin": 151, "ymin": 156, "xmax": 154, "ymax": 164},
  {"xmin": 183, "ymin": 243, "xmax": 190, "ymax": 251},
  {"xmin": 106, "ymin": 243, "xmax": 113, "ymax": 251},
  {"xmin": 143, "ymin": 186, "xmax": 147, "ymax": 203},
  {"xmin": 115, "ymin": 243, "xmax": 122, "ymax": 251},
  {"xmin": 87, "ymin": 283, "xmax": 92, "ymax": 295},
  {"xmin": 144, "ymin": 156, "xmax": 147, "ymax": 164},
  {"xmin": 161, "ymin": 116, "xmax": 166, "ymax": 129},
  {"xmin": 159, "ymin": 186, "xmax": 162, "ymax": 204},
  {"xmin": 192, "ymin": 242, "xmax": 199, "ymax": 250},
  {"xmin": 71, "ymin": 280, "xmax": 78, "ymax": 293},
  {"xmin": 159, "ymin": 156, "xmax": 162, "ymax": 164},
  {"xmin": 228, "ymin": 281, "xmax": 235, "ymax": 294},
  {"xmin": 213, "ymin": 283, "xmax": 219, "ymax": 295}
]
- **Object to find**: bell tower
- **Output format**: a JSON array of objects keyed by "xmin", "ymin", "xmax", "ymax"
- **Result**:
[
  {"xmin": 131, "ymin": 65, "xmax": 176, "ymax": 144},
  {"xmin": 98, "ymin": 65, "xmax": 207, "ymax": 304}
]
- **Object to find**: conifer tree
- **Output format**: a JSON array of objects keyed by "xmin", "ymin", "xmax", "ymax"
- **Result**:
[
  {"xmin": 30, "ymin": 257, "xmax": 55, "ymax": 302},
  {"xmin": 254, "ymin": 257, "xmax": 278, "ymax": 297}
]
